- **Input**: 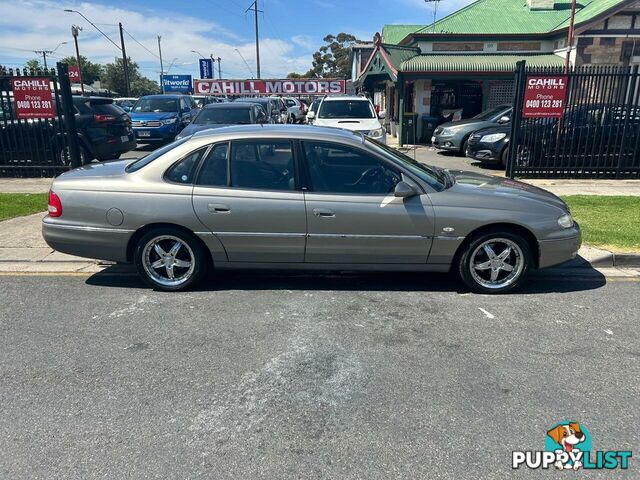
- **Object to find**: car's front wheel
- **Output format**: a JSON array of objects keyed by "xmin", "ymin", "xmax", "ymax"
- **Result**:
[
  {"xmin": 134, "ymin": 228, "xmax": 208, "ymax": 291},
  {"xmin": 457, "ymin": 231, "xmax": 532, "ymax": 294}
]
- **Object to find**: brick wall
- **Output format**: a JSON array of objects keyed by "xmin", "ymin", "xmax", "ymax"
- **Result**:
[{"xmin": 576, "ymin": 36, "xmax": 637, "ymax": 66}]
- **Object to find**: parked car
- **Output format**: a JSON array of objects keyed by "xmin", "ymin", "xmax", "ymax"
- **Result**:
[
  {"xmin": 268, "ymin": 96, "xmax": 289, "ymax": 124},
  {"xmin": 43, "ymin": 125, "xmax": 580, "ymax": 294},
  {"xmin": 465, "ymin": 124, "xmax": 511, "ymax": 168},
  {"xmin": 311, "ymin": 95, "xmax": 386, "ymax": 142},
  {"xmin": 175, "ymin": 103, "xmax": 267, "ymax": 140},
  {"xmin": 113, "ymin": 97, "xmax": 138, "ymax": 112},
  {"xmin": 130, "ymin": 95, "xmax": 197, "ymax": 143},
  {"xmin": 234, "ymin": 97, "xmax": 278, "ymax": 124},
  {"xmin": 432, "ymin": 105, "xmax": 512, "ymax": 154},
  {"xmin": 283, "ymin": 97, "xmax": 306, "ymax": 123},
  {"xmin": 306, "ymin": 97, "xmax": 322, "ymax": 124},
  {"xmin": 192, "ymin": 95, "xmax": 225, "ymax": 109}
]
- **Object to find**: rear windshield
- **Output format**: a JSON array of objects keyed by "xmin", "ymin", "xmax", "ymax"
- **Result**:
[
  {"xmin": 91, "ymin": 103, "xmax": 125, "ymax": 116},
  {"xmin": 125, "ymin": 137, "xmax": 190, "ymax": 173},
  {"xmin": 319, "ymin": 100, "xmax": 375, "ymax": 119},
  {"xmin": 195, "ymin": 107, "xmax": 251, "ymax": 124},
  {"xmin": 133, "ymin": 98, "xmax": 178, "ymax": 113}
]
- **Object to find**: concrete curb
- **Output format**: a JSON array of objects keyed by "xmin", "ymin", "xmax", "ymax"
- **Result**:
[{"xmin": 571, "ymin": 246, "xmax": 640, "ymax": 268}]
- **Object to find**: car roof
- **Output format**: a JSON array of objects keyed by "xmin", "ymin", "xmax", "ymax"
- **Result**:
[
  {"xmin": 322, "ymin": 95, "xmax": 370, "ymax": 102},
  {"xmin": 236, "ymin": 97, "xmax": 270, "ymax": 104},
  {"xmin": 190, "ymin": 124, "xmax": 362, "ymax": 142},
  {"xmin": 203, "ymin": 103, "xmax": 252, "ymax": 109},
  {"xmin": 140, "ymin": 94, "xmax": 184, "ymax": 99}
]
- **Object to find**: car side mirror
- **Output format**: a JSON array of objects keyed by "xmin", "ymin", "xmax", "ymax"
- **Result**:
[
  {"xmin": 306, "ymin": 111, "xmax": 316, "ymax": 120},
  {"xmin": 378, "ymin": 111, "xmax": 386, "ymax": 120},
  {"xmin": 394, "ymin": 181, "xmax": 417, "ymax": 198},
  {"xmin": 497, "ymin": 116, "xmax": 510, "ymax": 124}
]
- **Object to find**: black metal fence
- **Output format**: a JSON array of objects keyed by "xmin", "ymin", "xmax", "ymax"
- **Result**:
[
  {"xmin": 0, "ymin": 64, "xmax": 80, "ymax": 177},
  {"xmin": 508, "ymin": 62, "xmax": 640, "ymax": 179}
]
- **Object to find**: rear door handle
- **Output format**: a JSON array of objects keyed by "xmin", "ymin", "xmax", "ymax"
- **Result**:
[
  {"xmin": 208, "ymin": 203, "xmax": 230, "ymax": 213},
  {"xmin": 313, "ymin": 208, "xmax": 335, "ymax": 218}
]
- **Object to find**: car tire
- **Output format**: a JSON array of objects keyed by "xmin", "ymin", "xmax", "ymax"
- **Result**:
[
  {"xmin": 460, "ymin": 137, "xmax": 470, "ymax": 156},
  {"xmin": 134, "ymin": 227, "xmax": 208, "ymax": 292},
  {"xmin": 457, "ymin": 230, "xmax": 533, "ymax": 294},
  {"xmin": 58, "ymin": 144, "xmax": 90, "ymax": 166},
  {"xmin": 500, "ymin": 146, "xmax": 509, "ymax": 169}
]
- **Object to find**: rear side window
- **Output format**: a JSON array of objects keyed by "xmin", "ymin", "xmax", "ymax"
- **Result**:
[{"xmin": 165, "ymin": 148, "xmax": 208, "ymax": 184}]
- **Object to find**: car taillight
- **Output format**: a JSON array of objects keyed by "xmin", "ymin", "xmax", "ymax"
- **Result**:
[
  {"xmin": 94, "ymin": 114, "xmax": 116, "ymax": 122},
  {"xmin": 48, "ymin": 190, "xmax": 62, "ymax": 217}
]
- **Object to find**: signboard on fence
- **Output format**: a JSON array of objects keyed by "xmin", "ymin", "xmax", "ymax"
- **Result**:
[
  {"xmin": 199, "ymin": 58, "xmax": 214, "ymax": 79},
  {"xmin": 522, "ymin": 76, "xmax": 568, "ymax": 118},
  {"xmin": 162, "ymin": 74, "xmax": 193, "ymax": 93},
  {"xmin": 11, "ymin": 77, "xmax": 55, "ymax": 119},
  {"xmin": 68, "ymin": 65, "xmax": 81, "ymax": 84},
  {"xmin": 193, "ymin": 79, "xmax": 346, "ymax": 96}
]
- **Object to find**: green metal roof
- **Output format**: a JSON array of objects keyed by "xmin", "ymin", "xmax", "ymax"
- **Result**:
[
  {"xmin": 413, "ymin": 0, "xmax": 627, "ymax": 36},
  {"xmin": 400, "ymin": 54, "xmax": 565, "ymax": 72},
  {"xmin": 382, "ymin": 25, "xmax": 424, "ymax": 45}
]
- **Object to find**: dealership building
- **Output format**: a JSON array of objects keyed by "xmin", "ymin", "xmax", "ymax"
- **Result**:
[{"xmin": 354, "ymin": 0, "xmax": 640, "ymax": 145}]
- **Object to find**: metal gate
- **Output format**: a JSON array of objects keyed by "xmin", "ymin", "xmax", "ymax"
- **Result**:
[
  {"xmin": 0, "ymin": 64, "xmax": 81, "ymax": 177},
  {"xmin": 508, "ymin": 61, "xmax": 640, "ymax": 179}
]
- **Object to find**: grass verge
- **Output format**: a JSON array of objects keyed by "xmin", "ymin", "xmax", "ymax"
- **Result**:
[
  {"xmin": 0, "ymin": 193, "xmax": 48, "ymax": 222},
  {"xmin": 562, "ymin": 195, "xmax": 640, "ymax": 252}
]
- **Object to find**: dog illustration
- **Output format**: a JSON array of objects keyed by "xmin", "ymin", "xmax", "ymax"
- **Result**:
[{"xmin": 547, "ymin": 423, "xmax": 585, "ymax": 470}]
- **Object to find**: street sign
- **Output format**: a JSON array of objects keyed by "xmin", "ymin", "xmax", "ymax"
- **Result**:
[
  {"xmin": 68, "ymin": 65, "xmax": 81, "ymax": 84},
  {"xmin": 199, "ymin": 58, "xmax": 214, "ymax": 79},
  {"xmin": 193, "ymin": 79, "xmax": 346, "ymax": 96},
  {"xmin": 162, "ymin": 74, "xmax": 193, "ymax": 93},
  {"xmin": 11, "ymin": 77, "xmax": 55, "ymax": 119},
  {"xmin": 522, "ymin": 76, "xmax": 568, "ymax": 118}
]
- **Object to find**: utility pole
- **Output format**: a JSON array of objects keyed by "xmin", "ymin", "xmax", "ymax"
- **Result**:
[
  {"xmin": 119, "ymin": 23, "xmax": 131, "ymax": 97},
  {"xmin": 217, "ymin": 57, "xmax": 222, "ymax": 79},
  {"xmin": 34, "ymin": 50, "xmax": 52, "ymax": 70},
  {"xmin": 158, "ymin": 35, "xmax": 165, "ymax": 94},
  {"xmin": 565, "ymin": 0, "xmax": 577, "ymax": 71},
  {"xmin": 71, "ymin": 24, "xmax": 84, "ymax": 95},
  {"xmin": 246, "ymin": 1, "xmax": 262, "ymax": 79}
]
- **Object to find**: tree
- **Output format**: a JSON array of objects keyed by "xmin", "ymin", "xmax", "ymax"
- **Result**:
[
  {"xmin": 295, "ymin": 33, "xmax": 360, "ymax": 79},
  {"xmin": 24, "ymin": 58, "xmax": 43, "ymax": 71},
  {"xmin": 101, "ymin": 57, "xmax": 160, "ymax": 96},
  {"xmin": 58, "ymin": 55, "xmax": 103, "ymax": 84},
  {"xmin": 286, "ymin": 72, "xmax": 303, "ymax": 79}
]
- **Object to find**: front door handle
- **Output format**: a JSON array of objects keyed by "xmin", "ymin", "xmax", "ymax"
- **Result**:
[
  {"xmin": 208, "ymin": 203, "xmax": 230, "ymax": 214},
  {"xmin": 313, "ymin": 208, "xmax": 335, "ymax": 218}
]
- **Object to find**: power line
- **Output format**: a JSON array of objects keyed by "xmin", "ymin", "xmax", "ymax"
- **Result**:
[{"xmin": 122, "ymin": 27, "xmax": 160, "ymax": 59}]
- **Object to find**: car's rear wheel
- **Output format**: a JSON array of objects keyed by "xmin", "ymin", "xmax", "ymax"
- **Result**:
[
  {"xmin": 58, "ymin": 144, "xmax": 89, "ymax": 166},
  {"xmin": 134, "ymin": 228, "xmax": 208, "ymax": 291},
  {"xmin": 457, "ymin": 231, "xmax": 532, "ymax": 294}
]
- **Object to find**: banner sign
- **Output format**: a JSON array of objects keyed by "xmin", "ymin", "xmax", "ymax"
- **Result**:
[
  {"xmin": 522, "ymin": 76, "xmax": 568, "ymax": 118},
  {"xmin": 199, "ymin": 58, "xmax": 214, "ymax": 79},
  {"xmin": 162, "ymin": 74, "xmax": 193, "ymax": 93},
  {"xmin": 68, "ymin": 65, "xmax": 81, "ymax": 84},
  {"xmin": 11, "ymin": 77, "xmax": 55, "ymax": 119},
  {"xmin": 193, "ymin": 79, "xmax": 346, "ymax": 96}
]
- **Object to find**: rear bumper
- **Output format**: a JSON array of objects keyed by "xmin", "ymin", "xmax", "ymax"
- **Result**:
[
  {"xmin": 91, "ymin": 138, "xmax": 137, "ymax": 160},
  {"xmin": 42, "ymin": 219, "xmax": 132, "ymax": 263},
  {"xmin": 538, "ymin": 227, "xmax": 582, "ymax": 269}
]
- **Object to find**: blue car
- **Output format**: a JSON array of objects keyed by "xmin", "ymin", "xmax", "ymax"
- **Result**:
[{"xmin": 130, "ymin": 95, "xmax": 198, "ymax": 143}]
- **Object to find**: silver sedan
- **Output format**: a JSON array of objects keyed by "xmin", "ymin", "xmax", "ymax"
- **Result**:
[{"xmin": 43, "ymin": 125, "xmax": 581, "ymax": 293}]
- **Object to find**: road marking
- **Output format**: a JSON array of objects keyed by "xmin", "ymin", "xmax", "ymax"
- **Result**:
[
  {"xmin": 478, "ymin": 307, "xmax": 495, "ymax": 319},
  {"xmin": 604, "ymin": 329, "xmax": 614, "ymax": 335}
]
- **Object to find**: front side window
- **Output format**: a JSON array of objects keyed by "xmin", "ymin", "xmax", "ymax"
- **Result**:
[
  {"xmin": 302, "ymin": 141, "xmax": 400, "ymax": 194},
  {"xmin": 231, "ymin": 140, "xmax": 294, "ymax": 191},
  {"xmin": 318, "ymin": 100, "xmax": 375, "ymax": 119},
  {"xmin": 165, "ymin": 148, "xmax": 207, "ymax": 184}
]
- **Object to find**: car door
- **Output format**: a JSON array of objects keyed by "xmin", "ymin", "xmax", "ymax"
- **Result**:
[
  {"xmin": 192, "ymin": 139, "xmax": 306, "ymax": 263},
  {"xmin": 301, "ymin": 140, "xmax": 434, "ymax": 264}
]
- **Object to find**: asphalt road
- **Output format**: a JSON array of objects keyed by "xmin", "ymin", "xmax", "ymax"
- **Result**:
[{"xmin": 1, "ymin": 270, "xmax": 638, "ymax": 479}]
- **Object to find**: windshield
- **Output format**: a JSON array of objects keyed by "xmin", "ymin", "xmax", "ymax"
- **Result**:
[
  {"xmin": 194, "ymin": 107, "xmax": 251, "ymax": 124},
  {"xmin": 364, "ymin": 137, "xmax": 446, "ymax": 191},
  {"xmin": 319, "ymin": 100, "xmax": 375, "ymax": 119},
  {"xmin": 192, "ymin": 97, "xmax": 207, "ymax": 108},
  {"xmin": 125, "ymin": 137, "xmax": 190, "ymax": 173},
  {"xmin": 132, "ymin": 98, "xmax": 178, "ymax": 113},
  {"xmin": 473, "ymin": 106, "xmax": 509, "ymax": 121},
  {"xmin": 309, "ymin": 98, "xmax": 321, "ymax": 112}
]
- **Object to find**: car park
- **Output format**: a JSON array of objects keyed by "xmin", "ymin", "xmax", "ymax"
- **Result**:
[
  {"xmin": 311, "ymin": 95, "xmax": 386, "ymax": 142},
  {"xmin": 234, "ymin": 97, "xmax": 279, "ymax": 123},
  {"xmin": 465, "ymin": 124, "xmax": 511, "ymax": 168},
  {"xmin": 432, "ymin": 105, "xmax": 511, "ymax": 154},
  {"xmin": 113, "ymin": 97, "xmax": 138, "ymax": 113},
  {"xmin": 43, "ymin": 125, "xmax": 580, "ymax": 294},
  {"xmin": 130, "ymin": 95, "xmax": 197, "ymax": 143},
  {"xmin": 175, "ymin": 103, "xmax": 267, "ymax": 140}
]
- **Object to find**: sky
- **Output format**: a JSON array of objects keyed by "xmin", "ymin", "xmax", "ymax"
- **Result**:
[{"xmin": 0, "ymin": 0, "xmax": 476, "ymax": 81}]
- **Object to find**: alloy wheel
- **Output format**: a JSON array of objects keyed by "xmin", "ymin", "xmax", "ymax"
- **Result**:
[
  {"xmin": 142, "ymin": 235, "xmax": 196, "ymax": 288},
  {"xmin": 469, "ymin": 238, "xmax": 524, "ymax": 290}
]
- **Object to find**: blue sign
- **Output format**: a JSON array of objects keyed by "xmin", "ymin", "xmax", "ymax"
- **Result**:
[
  {"xmin": 162, "ymin": 74, "xmax": 192, "ymax": 93},
  {"xmin": 199, "ymin": 58, "xmax": 214, "ymax": 79}
]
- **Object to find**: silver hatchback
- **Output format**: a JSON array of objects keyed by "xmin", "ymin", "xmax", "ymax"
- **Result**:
[{"xmin": 43, "ymin": 125, "xmax": 581, "ymax": 293}]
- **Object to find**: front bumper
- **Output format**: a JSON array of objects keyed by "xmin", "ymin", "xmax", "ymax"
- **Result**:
[
  {"xmin": 538, "ymin": 224, "xmax": 582, "ymax": 269},
  {"xmin": 465, "ymin": 144, "xmax": 501, "ymax": 164},
  {"xmin": 132, "ymin": 124, "xmax": 179, "ymax": 142},
  {"xmin": 432, "ymin": 134, "xmax": 463, "ymax": 151}
]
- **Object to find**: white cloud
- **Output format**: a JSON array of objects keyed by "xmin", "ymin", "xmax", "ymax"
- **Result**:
[{"xmin": 0, "ymin": 0, "xmax": 313, "ymax": 78}]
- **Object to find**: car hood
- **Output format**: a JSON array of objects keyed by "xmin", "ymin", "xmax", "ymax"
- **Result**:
[
  {"xmin": 313, "ymin": 117, "xmax": 382, "ymax": 131},
  {"xmin": 130, "ymin": 112, "xmax": 177, "ymax": 121},
  {"xmin": 472, "ymin": 124, "xmax": 511, "ymax": 136},
  {"xmin": 438, "ymin": 118, "xmax": 494, "ymax": 132},
  {"xmin": 447, "ymin": 170, "xmax": 568, "ymax": 211}
]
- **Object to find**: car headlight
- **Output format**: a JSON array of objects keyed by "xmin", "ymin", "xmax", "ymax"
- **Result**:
[
  {"xmin": 480, "ymin": 133, "xmax": 507, "ymax": 143},
  {"xmin": 161, "ymin": 117, "xmax": 178, "ymax": 125},
  {"xmin": 557, "ymin": 213, "xmax": 574, "ymax": 229},
  {"xmin": 369, "ymin": 128, "xmax": 384, "ymax": 137},
  {"xmin": 439, "ymin": 128, "xmax": 457, "ymax": 136}
]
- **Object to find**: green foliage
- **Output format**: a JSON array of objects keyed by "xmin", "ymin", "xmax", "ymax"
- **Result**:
[
  {"xmin": 24, "ymin": 59, "xmax": 43, "ymax": 71},
  {"xmin": 100, "ymin": 57, "xmax": 160, "ymax": 96},
  {"xmin": 291, "ymin": 32, "xmax": 360, "ymax": 79},
  {"xmin": 58, "ymin": 55, "xmax": 103, "ymax": 84}
]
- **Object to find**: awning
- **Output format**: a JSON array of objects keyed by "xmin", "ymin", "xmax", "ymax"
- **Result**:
[
  {"xmin": 400, "ymin": 54, "xmax": 565, "ymax": 73},
  {"xmin": 357, "ymin": 43, "xmax": 420, "ymax": 84}
]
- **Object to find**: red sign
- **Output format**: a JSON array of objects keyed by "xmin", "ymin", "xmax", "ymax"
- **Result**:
[
  {"xmin": 522, "ymin": 75, "xmax": 568, "ymax": 118},
  {"xmin": 11, "ymin": 77, "xmax": 55, "ymax": 119},
  {"xmin": 193, "ymin": 79, "xmax": 346, "ymax": 96},
  {"xmin": 68, "ymin": 65, "xmax": 82, "ymax": 84}
]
